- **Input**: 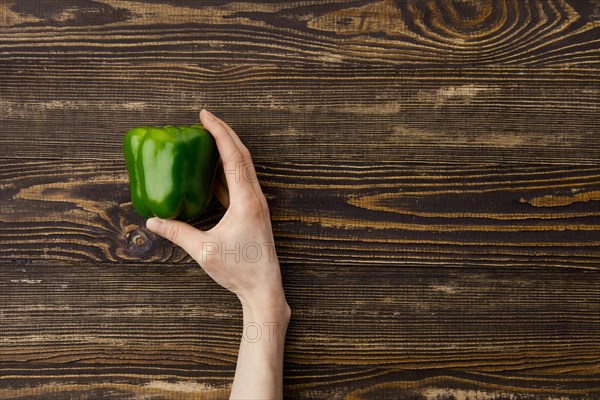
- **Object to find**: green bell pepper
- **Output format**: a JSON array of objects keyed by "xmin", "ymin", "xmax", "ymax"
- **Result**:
[{"xmin": 123, "ymin": 124, "xmax": 219, "ymax": 220}]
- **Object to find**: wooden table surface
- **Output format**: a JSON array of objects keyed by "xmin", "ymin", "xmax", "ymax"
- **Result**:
[{"xmin": 1, "ymin": 1, "xmax": 599, "ymax": 399}]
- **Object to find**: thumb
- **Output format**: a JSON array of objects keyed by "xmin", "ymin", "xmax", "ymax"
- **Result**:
[{"xmin": 146, "ymin": 217, "xmax": 205, "ymax": 258}]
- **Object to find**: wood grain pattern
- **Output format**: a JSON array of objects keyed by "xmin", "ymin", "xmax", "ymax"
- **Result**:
[
  {"xmin": 1, "ymin": 0, "xmax": 600, "ymax": 398},
  {"xmin": 1, "ymin": 159, "xmax": 599, "ymax": 267},
  {"xmin": 0, "ymin": 264, "xmax": 599, "ymax": 399},
  {"xmin": 1, "ymin": 64, "xmax": 599, "ymax": 165},
  {"xmin": 1, "ymin": 0, "xmax": 598, "ymax": 67},
  {"xmin": 1, "ymin": 0, "xmax": 599, "ymax": 164}
]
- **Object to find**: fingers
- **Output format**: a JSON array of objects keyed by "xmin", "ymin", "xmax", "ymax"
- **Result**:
[
  {"xmin": 146, "ymin": 217, "xmax": 205, "ymax": 260},
  {"xmin": 200, "ymin": 110, "xmax": 252, "ymax": 199},
  {"xmin": 212, "ymin": 114, "xmax": 264, "ymax": 197},
  {"xmin": 216, "ymin": 158, "xmax": 229, "ymax": 192},
  {"xmin": 200, "ymin": 110, "xmax": 265, "ymax": 201},
  {"xmin": 213, "ymin": 176, "xmax": 230, "ymax": 209},
  {"xmin": 212, "ymin": 159, "xmax": 230, "ymax": 208}
]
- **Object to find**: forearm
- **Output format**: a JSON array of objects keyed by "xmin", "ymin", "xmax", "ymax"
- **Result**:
[{"xmin": 230, "ymin": 299, "xmax": 291, "ymax": 400}]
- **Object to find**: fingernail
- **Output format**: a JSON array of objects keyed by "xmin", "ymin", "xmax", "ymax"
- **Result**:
[
  {"xmin": 146, "ymin": 217, "xmax": 163, "ymax": 231},
  {"xmin": 202, "ymin": 109, "xmax": 215, "ymax": 121}
]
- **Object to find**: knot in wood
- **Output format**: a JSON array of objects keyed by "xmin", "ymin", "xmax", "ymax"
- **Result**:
[{"xmin": 125, "ymin": 227, "xmax": 152, "ymax": 257}]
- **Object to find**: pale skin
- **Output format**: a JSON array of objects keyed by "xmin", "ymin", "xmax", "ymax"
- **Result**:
[{"xmin": 146, "ymin": 109, "xmax": 290, "ymax": 400}]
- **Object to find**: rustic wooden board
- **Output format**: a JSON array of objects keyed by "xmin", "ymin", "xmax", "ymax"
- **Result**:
[
  {"xmin": 0, "ymin": 264, "xmax": 599, "ymax": 399},
  {"xmin": 2, "ymin": 64, "xmax": 599, "ymax": 165},
  {"xmin": 1, "ymin": 0, "xmax": 600, "ymax": 398},
  {"xmin": 1, "ymin": 159, "xmax": 599, "ymax": 266},
  {"xmin": 1, "ymin": 0, "xmax": 598, "ymax": 67},
  {"xmin": 1, "ymin": 0, "xmax": 599, "ymax": 164}
]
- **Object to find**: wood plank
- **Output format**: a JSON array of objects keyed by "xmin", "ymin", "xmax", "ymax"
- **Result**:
[
  {"xmin": 1, "ymin": 0, "xmax": 599, "ymax": 164},
  {"xmin": 0, "ymin": 263, "xmax": 598, "ymax": 399},
  {"xmin": 1, "ymin": 63, "xmax": 599, "ymax": 164},
  {"xmin": 1, "ymin": 367, "xmax": 599, "ymax": 400},
  {"xmin": 1, "ymin": 159, "xmax": 599, "ymax": 266},
  {"xmin": 1, "ymin": 0, "xmax": 598, "ymax": 68}
]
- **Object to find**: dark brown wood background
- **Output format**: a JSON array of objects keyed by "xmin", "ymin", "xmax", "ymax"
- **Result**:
[{"xmin": 1, "ymin": 0, "xmax": 599, "ymax": 398}]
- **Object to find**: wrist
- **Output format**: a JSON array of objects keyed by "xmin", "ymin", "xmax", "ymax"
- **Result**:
[{"xmin": 239, "ymin": 288, "xmax": 291, "ymax": 322}]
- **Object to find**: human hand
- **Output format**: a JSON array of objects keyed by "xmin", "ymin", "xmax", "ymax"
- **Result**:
[{"xmin": 146, "ymin": 109, "xmax": 288, "ymax": 314}]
